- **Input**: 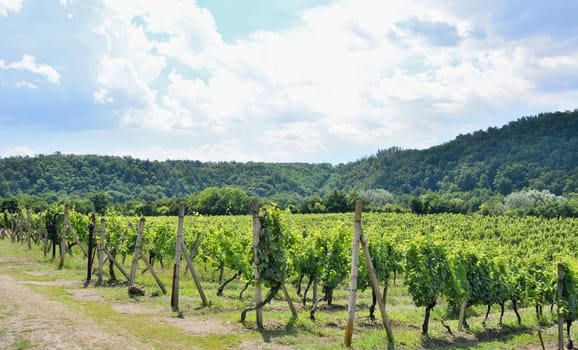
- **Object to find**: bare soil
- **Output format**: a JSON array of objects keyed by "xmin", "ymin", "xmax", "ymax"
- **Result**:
[
  {"xmin": 0, "ymin": 256, "xmax": 261, "ymax": 349},
  {"xmin": 0, "ymin": 273, "xmax": 153, "ymax": 350}
]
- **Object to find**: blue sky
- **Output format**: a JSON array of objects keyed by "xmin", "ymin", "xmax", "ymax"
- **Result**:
[{"xmin": 1, "ymin": 0, "xmax": 577, "ymax": 164}]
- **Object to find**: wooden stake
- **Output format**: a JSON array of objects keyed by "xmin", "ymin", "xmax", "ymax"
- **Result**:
[
  {"xmin": 42, "ymin": 214, "xmax": 49, "ymax": 257},
  {"xmin": 58, "ymin": 210, "xmax": 68, "ymax": 269},
  {"xmin": 458, "ymin": 301, "xmax": 468, "ymax": 331},
  {"xmin": 557, "ymin": 263, "xmax": 564, "ymax": 350},
  {"xmin": 37, "ymin": 215, "xmax": 44, "ymax": 248},
  {"xmin": 104, "ymin": 248, "xmax": 130, "ymax": 281},
  {"xmin": 64, "ymin": 218, "xmax": 88, "ymax": 257},
  {"xmin": 97, "ymin": 218, "xmax": 105, "ymax": 285},
  {"xmin": 140, "ymin": 250, "xmax": 167, "ymax": 295},
  {"xmin": 360, "ymin": 230, "xmax": 394, "ymax": 345},
  {"xmin": 16, "ymin": 210, "xmax": 23, "ymax": 243},
  {"xmin": 281, "ymin": 283, "xmax": 298, "ymax": 318},
  {"xmin": 312, "ymin": 276, "xmax": 318, "ymax": 304},
  {"xmin": 26, "ymin": 208, "xmax": 32, "ymax": 249},
  {"xmin": 171, "ymin": 203, "xmax": 185, "ymax": 312},
  {"xmin": 120, "ymin": 224, "xmax": 130, "ymax": 242},
  {"xmin": 180, "ymin": 241, "xmax": 208, "ymax": 306},
  {"xmin": 130, "ymin": 217, "xmax": 145, "ymax": 284},
  {"xmin": 344, "ymin": 200, "xmax": 363, "ymax": 347},
  {"xmin": 10, "ymin": 212, "xmax": 16, "ymax": 243},
  {"xmin": 538, "ymin": 330, "xmax": 546, "ymax": 350},
  {"xmin": 252, "ymin": 198, "xmax": 263, "ymax": 328},
  {"xmin": 86, "ymin": 216, "xmax": 95, "ymax": 283},
  {"xmin": 184, "ymin": 232, "xmax": 202, "ymax": 276}
]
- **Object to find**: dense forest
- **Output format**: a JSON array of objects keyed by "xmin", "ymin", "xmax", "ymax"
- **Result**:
[
  {"xmin": 323, "ymin": 110, "xmax": 578, "ymax": 207},
  {"xmin": 0, "ymin": 110, "xmax": 577, "ymax": 215},
  {"xmin": 333, "ymin": 111, "xmax": 577, "ymax": 193}
]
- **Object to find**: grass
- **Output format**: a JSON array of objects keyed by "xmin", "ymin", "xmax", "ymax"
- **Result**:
[
  {"xmin": 1, "ymin": 238, "xmax": 576, "ymax": 349},
  {"xmin": 11, "ymin": 337, "xmax": 32, "ymax": 350}
]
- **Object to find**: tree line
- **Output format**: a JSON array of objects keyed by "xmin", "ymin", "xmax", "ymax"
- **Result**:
[
  {"xmin": 0, "ymin": 111, "xmax": 576, "ymax": 215},
  {"xmin": 2, "ymin": 186, "xmax": 577, "ymax": 219}
]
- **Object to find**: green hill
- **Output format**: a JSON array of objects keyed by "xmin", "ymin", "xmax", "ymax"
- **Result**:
[
  {"xmin": 0, "ymin": 155, "xmax": 333, "ymax": 203},
  {"xmin": 0, "ymin": 110, "xmax": 576, "ymax": 210},
  {"xmin": 324, "ymin": 110, "xmax": 578, "ymax": 197}
]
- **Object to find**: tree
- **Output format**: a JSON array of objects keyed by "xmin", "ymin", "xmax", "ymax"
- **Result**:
[
  {"xmin": 409, "ymin": 197, "xmax": 424, "ymax": 214},
  {"xmin": 195, "ymin": 187, "xmax": 251, "ymax": 215},
  {"xmin": 323, "ymin": 190, "xmax": 348, "ymax": 213},
  {"xmin": 504, "ymin": 189, "xmax": 563, "ymax": 215},
  {"xmin": 0, "ymin": 197, "xmax": 19, "ymax": 213},
  {"xmin": 90, "ymin": 192, "xmax": 109, "ymax": 215},
  {"xmin": 300, "ymin": 196, "xmax": 325, "ymax": 214},
  {"xmin": 360, "ymin": 189, "xmax": 395, "ymax": 209}
]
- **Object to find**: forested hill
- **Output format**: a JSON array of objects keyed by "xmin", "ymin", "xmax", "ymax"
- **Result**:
[
  {"xmin": 323, "ymin": 110, "xmax": 578, "ymax": 197},
  {"xmin": 0, "ymin": 110, "xmax": 576, "ymax": 206},
  {"xmin": 0, "ymin": 156, "xmax": 334, "ymax": 203}
]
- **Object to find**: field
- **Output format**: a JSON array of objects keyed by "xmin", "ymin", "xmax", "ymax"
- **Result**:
[{"xmin": 0, "ymin": 210, "xmax": 577, "ymax": 349}]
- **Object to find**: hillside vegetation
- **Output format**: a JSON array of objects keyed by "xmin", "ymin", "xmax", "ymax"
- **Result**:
[
  {"xmin": 0, "ymin": 110, "xmax": 576, "ymax": 213},
  {"xmin": 326, "ymin": 110, "xmax": 577, "ymax": 196}
]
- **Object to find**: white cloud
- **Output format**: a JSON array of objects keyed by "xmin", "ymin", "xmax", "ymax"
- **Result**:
[
  {"xmin": 14, "ymin": 80, "xmax": 38, "ymax": 89},
  {"xmin": 0, "ymin": 0, "xmax": 22, "ymax": 16},
  {"xmin": 88, "ymin": 0, "xmax": 578, "ymax": 161},
  {"xmin": 0, "ymin": 55, "xmax": 60, "ymax": 84},
  {"xmin": 93, "ymin": 88, "xmax": 113, "ymax": 104}
]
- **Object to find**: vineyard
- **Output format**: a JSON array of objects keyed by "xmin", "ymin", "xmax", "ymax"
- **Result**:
[{"xmin": 1, "ymin": 202, "xmax": 577, "ymax": 349}]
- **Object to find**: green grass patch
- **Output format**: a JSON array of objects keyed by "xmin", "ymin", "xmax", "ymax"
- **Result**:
[{"xmin": 11, "ymin": 336, "xmax": 32, "ymax": 350}]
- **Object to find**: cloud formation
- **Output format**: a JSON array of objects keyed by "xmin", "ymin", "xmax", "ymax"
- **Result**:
[
  {"xmin": 1, "ymin": 0, "xmax": 577, "ymax": 163},
  {"xmin": 0, "ymin": 55, "xmax": 60, "ymax": 84},
  {"xmin": 0, "ymin": 0, "xmax": 22, "ymax": 16}
]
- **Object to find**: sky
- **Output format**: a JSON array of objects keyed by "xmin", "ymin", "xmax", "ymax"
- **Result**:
[{"xmin": 1, "ymin": 0, "xmax": 577, "ymax": 164}]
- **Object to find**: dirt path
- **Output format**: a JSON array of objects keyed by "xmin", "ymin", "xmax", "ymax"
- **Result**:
[{"xmin": 0, "ymin": 272, "xmax": 153, "ymax": 350}]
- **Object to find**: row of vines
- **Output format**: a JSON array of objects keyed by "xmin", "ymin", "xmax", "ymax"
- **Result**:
[{"xmin": 1, "ymin": 205, "xmax": 577, "ymax": 347}]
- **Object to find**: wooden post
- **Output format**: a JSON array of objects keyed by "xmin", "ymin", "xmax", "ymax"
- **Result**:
[
  {"xmin": 86, "ymin": 216, "xmax": 95, "ymax": 283},
  {"xmin": 184, "ymin": 232, "xmax": 202, "ymax": 276},
  {"xmin": 101, "ymin": 247, "xmax": 129, "ymax": 280},
  {"xmin": 344, "ymin": 200, "xmax": 363, "ymax": 347},
  {"xmin": 97, "ymin": 218, "xmax": 105, "ymax": 285},
  {"xmin": 120, "ymin": 224, "xmax": 130, "ymax": 242},
  {"xmin": 281, "ymin": 283, "xmax": 298, "ymax": 318},
  {"xmin": 191, "ymin": 231, "xmax": 202, "ymax": 257},
  {"xmin": 312, "ymin": 276, "xmax": 318, "ymax": 304},
  {"xmin": 38, "ymin": 214, "xmax": 48, "ymax": 256},
  {"xmin": 36, "ymin": 214, "xmax": 44, "ymax": 245},
  {"xmin": 171, "ymin": 203, "xmax": 185, "ymax": 312},
  {"xmin": 457, "ymin": 301, "xmax": 468, "ymax": 331},
  {"xmin": 58, "ymin": 210, "xmax": 68, "ymax": 269},
  {"xmin": 50, "ymin": 213, "xmax": 57, "ymax": 259},
  {"xmin": 26, "ymin": 208, "xmax": 32, "ymax": 249},
  {"xmin": 65, "ymin": 218, "xmax": 88, "ymax": 257},
  {"xmin": 252, "ymin": 198, "xmax": 263, "ymax": 328},
  {"xmin": 42, "ymin": 214, "xmax": 49, "ymax": 256},
  {"xmin": 130, "ymin": 217, "xmax": 145, "ymax": 285},
  {"xmin": 103, "ymin": 248, "xmax": 129, "ymax": 280},
  {"xmin": 360, "ymin": 230, "xmax": 394, "ymax": 345},
  {"xmin": 557, "ymin": 263, "xmax": 564, "ymax": 350},
  {"xmin": 16, "ymin": 210, "xmax": 23, "ymax": 243},
  {"xmin": 181, "ymin": 241, "xmax": 208, "ymax": 306},
  {"xmin": 538, "ymin": 330, "xmax": 546, "ymax": 350},
  {"xmin": 120, "ymin": 223, "xmax": 131, "ymax": 265},
  {"xmin": 139, "ymin": 250, "xmax": 167, "ymax": 295},
  {"xmin": 10, "ymin": 212, "xmax": 16, "ymax": 243}
]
